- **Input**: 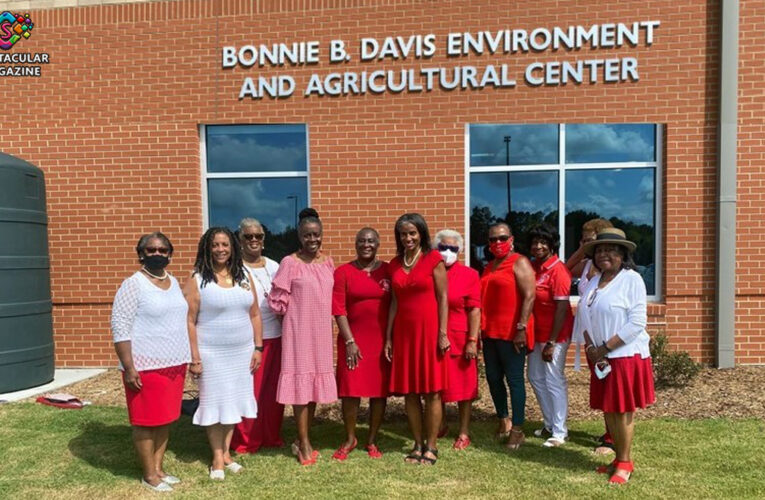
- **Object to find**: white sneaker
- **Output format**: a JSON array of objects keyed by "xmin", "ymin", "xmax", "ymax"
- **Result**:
[
  {"xmin": 160, "ymin": 475, "xmax": 181, "ymax": 485},
  {"xmin": 141, "ymin": 479, "xmax": 173, "ymax": 492},
  {"xmin": 225, "ymin": 462, "xmax": 243, "ymax": 474},
  {"xmin": 542, "ymin": 437, "xmax": 566, "ymax": 447},
  {"xmin": 209, "ymin": 467, "xmax": 225, "ymax": 480}
]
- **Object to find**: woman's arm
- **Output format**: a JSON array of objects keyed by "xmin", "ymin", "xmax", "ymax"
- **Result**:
[
  {"xmin": 513, "ymin": 256, "xmax": 536, "ymax": 352},
  {"xmin": 433, "ymin": 261, "xmax": 450, "ymax": 354},
  {"xmin": 384, "ymin": 292, "xmax": 398, "ymax": 362},
  {"xmin": 182, "ymin": 274, "xmax": 202, "ymax": 378},
  {"xmin": 111, "ymin": 278, "xmax": 141, "ymax": 390},
  {"xmin": 247, "ymin": 271, "xmax": 264, "ymax": 373},
  {"xmin": 465, "ymin": 307, "xmax": 481, "ymax": 359}
]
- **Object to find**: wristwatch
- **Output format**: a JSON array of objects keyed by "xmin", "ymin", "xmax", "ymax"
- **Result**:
[
  {"xmin": 516, "ymin": 323, "xmax": 527, "ymax": 331},
  {"xmin": 255, "ymin": 345, "xmax": 264, "ymax": 352}
]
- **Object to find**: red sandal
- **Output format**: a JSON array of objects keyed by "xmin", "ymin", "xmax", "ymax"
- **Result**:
[
  {"xmin": 331, "ymin": 438, "xmax": 358, "ymax": 461},
  {"xmin": 365, "ymin": 443, "xmax": 383, "ymax": 459},
  {"xmin": 608, "ymin": 461, "xmax": 634, "ymax": 485},
  {"xmin": 453, "ymin": 436, "xmax": 471, "ymax": 450}
]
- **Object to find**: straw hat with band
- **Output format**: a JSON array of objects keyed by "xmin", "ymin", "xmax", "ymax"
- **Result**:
[{"xmin": 582, "ymin": 227, "xmax": 637, "ymax": 257}]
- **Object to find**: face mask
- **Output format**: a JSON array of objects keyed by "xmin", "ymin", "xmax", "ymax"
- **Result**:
[
  {"xmin": 143, "ymin": 255, "xmax": 169, "ymax": 270},
  {"xmin": 489, "ymin": 240, "xmax": 512, "ymax": 259},
  {"xmin": 439, "ymin": 249, "xmax": 458, "ymax": 266}
]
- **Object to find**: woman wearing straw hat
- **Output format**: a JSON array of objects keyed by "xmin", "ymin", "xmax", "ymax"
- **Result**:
[{"xmin": 577, "ymin": 227, "xmax": 655, "ymax": 485}]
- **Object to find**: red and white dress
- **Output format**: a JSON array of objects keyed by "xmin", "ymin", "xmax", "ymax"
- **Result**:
[
  {"xmin": 268, "ymin": 255, "xmax": 337, "ymax": 405},
  {"xmin": 388, "ymin": 250, "xmax": 448, "ymax": 395},
  {"xmin": 332, "ymin": 262, "xmax": 391, "ymax": 398},
  {"xmin": 442, "ymin": 262, "xmax": 481, "ymax": 403}
]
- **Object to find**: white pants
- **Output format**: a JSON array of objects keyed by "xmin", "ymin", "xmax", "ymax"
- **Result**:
[{"xmin": 527, "ymin": 341, "xmax": 569, "ymax": 440}]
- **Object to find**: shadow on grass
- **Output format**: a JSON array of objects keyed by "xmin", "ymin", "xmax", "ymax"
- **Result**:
[{"xmin": 67, "ymin": 421, "xmax": 139, "ymax": 479}]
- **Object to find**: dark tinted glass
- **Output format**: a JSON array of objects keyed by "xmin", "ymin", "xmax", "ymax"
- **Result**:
[
  {"xmin": 208, "ymin": 178, "xmax": 308, "ymax": 262},
  {"xmin": 565, "ymin": 124, "xmax": 655, "ymax": 163},
  {"xmin": 565, "ymin": 168, "xmax": 656, "ymax": 294},
  {"xmin": 206, "ymin": 124, "xmax": 308, "ymax": 173},
  {"xmin": 469, "ymin": 171, "xmax": 558, "ymax": 274},
  {"xmin": 469, "ymin": 124, "xmax": 558, "ymax": 166}
]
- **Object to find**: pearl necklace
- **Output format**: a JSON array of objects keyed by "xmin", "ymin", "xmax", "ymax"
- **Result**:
[
  {"xmin": 403, "ymin": 247, "xmax": 421, "ymax": 268},
  {"xmin": 141, "ymin": 267, "xmax": 168, "ymax": 281}
]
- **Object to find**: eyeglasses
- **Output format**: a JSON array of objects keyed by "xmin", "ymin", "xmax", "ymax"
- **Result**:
[
  {"xmin": 437, "ymin": 244, "xmax": 459, "ymax": 253},
  {"xmin": 586, "ymin": 289, "xmax": 599, "ymax": 307},
  {"xmin": 145, "ymin": 247, "xmax": 169, "ymax": 255},
  {"xmin": 488, "ymin": 235, "xmax": 511, "ymax": 243},
  {"xmin": 242, "ymin": 233, "xmax": 265, "ymax": 241}
]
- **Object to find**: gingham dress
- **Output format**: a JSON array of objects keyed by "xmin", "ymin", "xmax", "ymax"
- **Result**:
[{"xmin": 268, "ymin": 255, "xmax": 338, "ymax": 405}]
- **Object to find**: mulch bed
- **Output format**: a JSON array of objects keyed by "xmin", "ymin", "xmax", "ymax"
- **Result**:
[{"xmin": 39, "ymin": 365, "xmax": 765, "ymax": 421}]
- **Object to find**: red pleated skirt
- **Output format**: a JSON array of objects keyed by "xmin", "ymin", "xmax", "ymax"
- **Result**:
[
  {"xmin": 231, "ymin": 337, "xmax": 285, "ymax": 453},
  {"xmin": 589, "ymin": 354, "xmax": 656, "ymax": 413},
  {"xmin": 442, "ymin": 352, "xmax": 478, "ymax": 403},
  {"xmin": 123, "ymin": 364, "xmax": 187, "ymax": 427}
]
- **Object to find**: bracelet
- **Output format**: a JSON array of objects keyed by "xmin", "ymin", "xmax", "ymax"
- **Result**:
[
  {"xmin": 345, "ymin": 338, "xmax": 355, "ymax": 345},
  {"xmin": 545, "ymin": 341, "xmax": 555, "ymax": 347},
  {"xmin": 190, "ymin": 361, "xmax": 201, "ymax": 365},
  {"xmin": 254, "ymin": 345, "xmax": 264, "ymax": 352},
  {"xmin": 466, "ymin": 336, "xmax": 478, "ymax": 342},
  {"xmin": 585, "ymin": 345, "xmax": 596, "ymax": 353}
]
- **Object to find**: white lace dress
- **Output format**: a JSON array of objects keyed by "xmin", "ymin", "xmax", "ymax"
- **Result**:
[{"xmin": 192, "ymin": 274, "xmax": 258, "ymax": 426}]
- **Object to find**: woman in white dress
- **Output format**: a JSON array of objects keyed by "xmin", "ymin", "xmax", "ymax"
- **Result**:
[{"xmin": 184, "ymin": 227, "xmax": 263, "ymax": 480}]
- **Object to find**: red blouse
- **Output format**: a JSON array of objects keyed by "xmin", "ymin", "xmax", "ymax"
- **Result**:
[
  {"xmin": 532, "ymin": 255, "xmax": 574, "ymax": 344},
  {"xmin": 480, "ymin": 253, "xmax": 535, "ymax": 347}
]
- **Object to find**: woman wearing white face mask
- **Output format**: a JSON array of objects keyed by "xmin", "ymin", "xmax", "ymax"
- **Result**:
[{"xmin": 433, "ymin": 229, "xmax": 481, "ymax": 450}]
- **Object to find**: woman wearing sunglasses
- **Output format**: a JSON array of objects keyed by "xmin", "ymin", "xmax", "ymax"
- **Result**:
[
  {"xmin": 231, "ymin": 218, "xmax": 285, "ymax": 455},
  {"xmin": 331, "ymin": 227, "xmax": 391, "ymax": 460},
  {"xmin": 433, "ymin": 229, "xmax": 481, "ymax": 450},
  {"xmin": 479, "ymin": 222, "xmax": 535, "ymax": 450},
  {"xmin": 111, "ymin": 232, "xmax": 190, "ymax": 492},
  {"xmin": 578, "ymin": 228, "xmax": 655, "ymax": 485}
]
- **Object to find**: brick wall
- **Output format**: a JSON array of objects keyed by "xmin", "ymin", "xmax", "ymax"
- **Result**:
[{"xmin": 2, "ymin": 0, "xmax": 761, "ymax": 366}]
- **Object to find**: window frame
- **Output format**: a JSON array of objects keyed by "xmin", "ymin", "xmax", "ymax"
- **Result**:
[
  {"xmin": 199, "ymin": 124, "xmax": 311, "ymax": 230},
  {"xmin": 465, "ymin": 123, "xmax": 663, "ymax": 302}
]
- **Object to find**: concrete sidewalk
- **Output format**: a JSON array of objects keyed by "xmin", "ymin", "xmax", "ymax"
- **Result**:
[{"xmin": 0, "ymin": 368, "xmax": 106, "ymax": 403}]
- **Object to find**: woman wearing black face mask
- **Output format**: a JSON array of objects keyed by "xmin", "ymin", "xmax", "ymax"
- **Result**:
[{"xmin": 111, "ymin": 232, "xmax": 191, "ymax": 492}]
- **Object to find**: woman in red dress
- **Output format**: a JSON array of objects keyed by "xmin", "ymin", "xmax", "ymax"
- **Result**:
[
  {"xmin": 434, "ymin": 229, "xmax": 481, "ymax": 450},
  {"xmin": 331, "ymin": 227, "xmax": 391, "ymax": 460},
  {"xmin": 384, "ymin": 213, "xmax": 450, "ymax": 465}
]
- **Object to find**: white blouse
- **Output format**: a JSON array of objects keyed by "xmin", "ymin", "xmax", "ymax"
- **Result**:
[
  {"xmin": 578, "ymin": 268, "xmax": 651, "ymax": 359},
  {"xmin": 111, "ymin": 272, "xmax": 191, "ymax": 371},
  {"xmin": 245, "ymin": 258, "xmax": 282, "ymax": 340}
]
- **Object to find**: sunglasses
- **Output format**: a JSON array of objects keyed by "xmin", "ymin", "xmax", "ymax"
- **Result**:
[
  {"xmin": 488, "ymin": 235, "xmax": 511, "ymax": 243},
  {"xmin": 145, "ymin": 247, "xmax": 169, "ymax": 254},
  {"xmin": 242, "ymin": 233, "xmax": 265, "ymax": 241},
  {"xmin": 586, "ymin": 289, "xmax": 599, "ymax": 307},
  {"xmin": 437, "ymin": 244, "xmax": 459, "ymax": 253}
]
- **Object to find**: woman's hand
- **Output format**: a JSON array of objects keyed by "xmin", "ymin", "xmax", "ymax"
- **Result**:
[
  {"xmin": 542, "ymin": 342, "xmax": 555, "ymax": 362},
  {"xmin": 124, "ymin": 367, "xmax": 142, "ymax": 391},
  {"xmin": 464, "ymin": 339, "xmax": 478, "ymax": 360},
  {"xmin": 585, "ymin": 345, "xmax": 606, "ymax": 364},
  {"xmin": 345, "ymin": 342, "xmax": 362, "ymax": 370},
  {"xmin": 512, "ymin": 329, "xmax": 526, "ymax": 354},
  {"xmin": 384, "ymin": 340, "xmax": 393, "ymax": 362},
  {"xmin": 250, "ymin": 350, "xmax": 262, "ymax": 373},
  {"xmin": 189, "ymin": 361, "xmax": 203, "ymax": 380},
  {"xmin": 438, "ymin": 332, "xmax": 451, "ymax": 355}
]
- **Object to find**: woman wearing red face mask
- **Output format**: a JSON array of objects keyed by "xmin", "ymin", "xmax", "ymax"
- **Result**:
[{"xmin": 479, "ymin": 222, "xmax": 535, "ymax": 451}]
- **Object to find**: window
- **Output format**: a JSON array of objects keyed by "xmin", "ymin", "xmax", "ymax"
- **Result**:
[
  {"xmin": 467, "ymin": 124, "xmax": 661, "ymax": 297},
  {"xmin": 202, "ymin": 124, "xmax": 309, "ymax": 262}
]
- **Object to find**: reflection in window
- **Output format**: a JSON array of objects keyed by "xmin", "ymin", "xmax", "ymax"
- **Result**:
[
  {"xmin": 469, "ymin": 171, "xmax": 558, "ymax": 273},
  {"xmin": 204, "ymin": 124, "xmax": 309, "ymax": 262},
  {"xmin": 565, "ymin": 169, "xmax": 656, "ymax": 294},
  {"xmin": 206, "ymin": 124, "xmax": 308, "ymax": 173},
  {"xmin": 469, "ymin": 124, "xmax": 558, "ymax": 166},
  {"xmin": 208, "ymin": 178, "xmax": 307, "ymax": 261},
  {"xmin": 566, "ymin": 124, "xmax": 655, "ymax": 163}
]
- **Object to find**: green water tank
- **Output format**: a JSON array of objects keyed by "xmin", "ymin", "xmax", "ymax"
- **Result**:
[{"xmin": 0, "ymin": 153, "xmax": 54, "ymax": 393}]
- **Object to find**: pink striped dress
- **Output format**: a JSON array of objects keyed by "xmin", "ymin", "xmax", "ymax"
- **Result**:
[{"xmin": 268, "ymin": 255, "xmax": 338, "ymax": 405}]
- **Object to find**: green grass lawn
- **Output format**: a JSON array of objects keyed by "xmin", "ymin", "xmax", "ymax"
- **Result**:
[{"xmin": 0, "ymin": 403, "xmax": 763, "ymax": 499}]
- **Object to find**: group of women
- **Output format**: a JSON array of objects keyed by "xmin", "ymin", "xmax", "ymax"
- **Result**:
[{"xmin": 111, "ymin": 210, "xmax": 655, "ymax": 491}]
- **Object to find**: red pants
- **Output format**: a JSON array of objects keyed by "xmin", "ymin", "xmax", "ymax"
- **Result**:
[{"xmin": 231, "ymin": 337, "xmax": 285, "ymax": 453}]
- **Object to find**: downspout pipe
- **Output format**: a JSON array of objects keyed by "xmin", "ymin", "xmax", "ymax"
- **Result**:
[{"xmin": 716, "ymin": 0, "xmax": 738, "ymax": 368}]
